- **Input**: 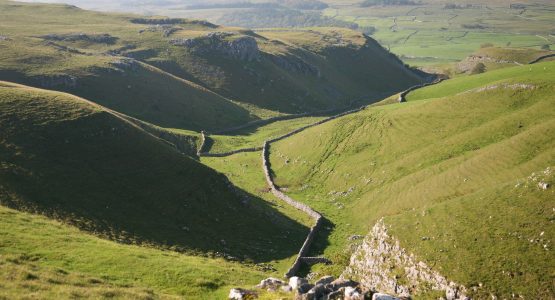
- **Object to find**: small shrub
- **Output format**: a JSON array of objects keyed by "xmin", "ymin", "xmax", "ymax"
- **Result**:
[
  {"xmin": 481, "ymin": 43, "xmax": 494, "ymax": 48},
  {"xmin": 471, "ymin": 62, "xmax": 486, "ymax": 74},
  {"xmin": 541, "ymin": 44, "xmax": 551, "ymax": 50}
]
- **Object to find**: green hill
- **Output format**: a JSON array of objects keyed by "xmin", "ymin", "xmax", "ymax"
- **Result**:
[
  {"xmin": 0, "ymin": 81, "xmax": 307, "ymax": 263},
  {"xmin": 266, "ymin": 61, "xmax": 555, "ymax": 298},
  {"xmin": 0, "ymin": 0, "xmax": 424, "ymax": 131},
  {"xmin": 0, "ymin": 205, "xmax": 273, "ymax": 299}
]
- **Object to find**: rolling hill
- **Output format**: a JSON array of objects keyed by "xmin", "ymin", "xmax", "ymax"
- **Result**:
[
  {"xmin": 264, "ymin": 61, "xmax": 555, "ymax": 298},
  {"xmin": 0, "ymin": 81, "xmax": 308, "ymax": 264},
  {"xmin": 0, "ymin": 0, "xmax": 425, "ymax": 131}
]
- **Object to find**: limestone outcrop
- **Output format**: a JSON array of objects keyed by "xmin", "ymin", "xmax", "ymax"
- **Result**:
[
  {"xmin": 171, "ymin": 32, "xmax": 260, "ymax": 61},
  {"xmin": 342, "ymin": 219, "xmax": 468, "ymax": 300},
  {"xmin": 41, "ymin": 33, "xmax": 117, "ymax": 44}
]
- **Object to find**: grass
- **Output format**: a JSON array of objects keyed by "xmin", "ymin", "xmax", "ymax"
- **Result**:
[
  {"xmin": 0, "ymin": 81, "xmax": 308, "ymax": 275},
  {"xmin": 201, "ymin": 151, "xmax": 315, "ymax": 273},
  {"xmin": 0, "ymin": 0, "xmax": 422, "ymax": 131},
  {"xmin": 0, "ymin": 205, "xmax": 269, "ymax": 299},
  {"xmin": 207, "ymin": 116, "xmax": 327, "ymax": 153},
  {"xmin": 406, "ymin": 62, "xmax": 554, "ymax": 101},
  {"xmin": 267, "ymin": 61, "xmax": 555, "ymax": 298}
]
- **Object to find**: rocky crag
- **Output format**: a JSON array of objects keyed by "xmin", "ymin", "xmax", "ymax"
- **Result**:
[
  {"xmin": 171, "ymin": 32, "xmax": 260, "ymax": 61},
  {"xmin": 342, "ymin": 219, "xmax": 468, "ymax": 300}
]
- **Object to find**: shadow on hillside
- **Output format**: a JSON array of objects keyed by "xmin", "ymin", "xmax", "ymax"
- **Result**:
[{"xmin": 0, "ymin": 110, "xmax": 308, "ymax": 264}]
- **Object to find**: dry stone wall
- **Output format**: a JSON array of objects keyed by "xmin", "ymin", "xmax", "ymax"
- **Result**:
[
  {"xmin": 262, "ymin": 141, "xmax": 323, "ymax": 278},
  {"xmin": 398, "ymin": 78, "xmax": 444, "ymax": 103},
  {"xmin": 198, "ymin": 105, "xmax": 368, "ymax": 157},
  {"xmin": 529, "ymin": 53, "xmax": 555, "ymax": 64}
]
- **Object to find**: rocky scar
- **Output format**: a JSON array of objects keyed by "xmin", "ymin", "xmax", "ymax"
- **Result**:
[
  {"xmin": 171, "ymin": 32, "xmax": 260, "ymax": 61},
  {"xmin": 342, "ymin": 219, "xmax": 468, "ymax": 300}
]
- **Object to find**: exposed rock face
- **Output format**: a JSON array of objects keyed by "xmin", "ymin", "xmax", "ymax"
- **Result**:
[
  {"xmin": 130, "ymin": 18, "xmax": 184, "ymax": 25},
  {"xmin": 138, "ymin": 25, "xmax": 181, "ymax": 37},
  {"xmin": 465, "ymin": 83, "xmax": 535, "ymax": 94},
  {"xmin": 109, "ymin": 58, "xmax": 139, "ymax": 72},
  {"xmin": 170, "ymin": 32, "xmax": 260, "ymax": 61},
  {"xmin": 131, "ymin": 18, "xmax": 217, "ymax": 27},
  {"xmin": 342, "ymin": 219, "xmax": 468, "ymax": 299},
  {"xmin": 268, "ymin": 53, "xmax": 320, "ymax": 77},
  {"xmin": 41, "ymin": 33, "xmax": 117, "ymax": 44},
  {"xmin": 457, "ymin": 55, "xmax": 519, "ymax": 73}
]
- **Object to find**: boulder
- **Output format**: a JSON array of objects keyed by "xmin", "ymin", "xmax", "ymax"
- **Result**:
[
  {"xmin": 372, "ymin": 293, "xmax": 401, "ymax": 300},
  {"xmin": 257, "ymin": 277, "xmax": 284, "ymax": 290},
  {"xmin": 289, "ymin": 276, "xmax": 309, "ymax": 290},
  {"xmin": 281, "ymin": 285, "xmax": 293, "ymax": 292},
  {"xmin": 344, "ymin": 286, "xmax": 363, "ymax": 300},
  {"xmin": 324, "ymin": 288, "xmax": 344, "ymax": 300},
  {"xmin": 315, "ymin": 275, "xmax": 334, "ymax": 286},
  {"xmin": 229, "ymin": 288, "xmax": 257, "ymax": 299},
  {"xmin": 327, "ymin": 278, "xmax": 358, "ymax": 291},
  {"xmin": 538, "ymin": 182, "xmax": 550, "ymax": 190},
  {"xmin": 297, "ymin": 283, "xmax": 314, "ymax": 294}
]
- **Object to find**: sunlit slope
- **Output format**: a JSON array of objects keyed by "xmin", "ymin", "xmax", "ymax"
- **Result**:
[
  {"xmin": 269, "ymin": 61, "xmax": 555, "ymax": 298},
  {"xmin": 0, "ymin": 81, "xmax": 306, "ymax": 262},
  {"xmin": 0, "ymin": 205, "xmax": 269, "ymax": 299}
]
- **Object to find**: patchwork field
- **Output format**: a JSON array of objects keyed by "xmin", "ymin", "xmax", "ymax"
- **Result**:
[{"xmin": 322, "ymin": 2, "xmax": 555, "ymax": 68}]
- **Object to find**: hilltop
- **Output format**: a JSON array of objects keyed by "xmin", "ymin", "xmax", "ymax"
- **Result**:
[{"xmin": 0, "ymin": 0, "xmax": 424, "ymax": 131}]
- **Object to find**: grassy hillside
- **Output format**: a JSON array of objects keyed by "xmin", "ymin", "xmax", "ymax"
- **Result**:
[
  {"xmin": 0, "ymin": 0, "xmax": 423, "ymax": 131},
  {"xmin": 206, "ymin": 115, "xmax": 326, "ymax": 153},
  {"xmin": 268, "ymin": 61, "xmax": 555, "ymax": 298},
  {"xmin": 0, "ymin": 81, "xmax": 308, "ymax": 265},
  {"xmin": 0, "ymin": 205, "xmax": 273, "ymax": 299}
]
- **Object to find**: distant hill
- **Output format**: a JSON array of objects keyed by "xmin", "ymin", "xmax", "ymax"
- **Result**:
[
  {"xmin": 0, "ymin": 81, "xmax": 307, "ymax": 261},
  {"xmin": 0, "ymin": 0, "xmax": 424, "ymax": 131}
]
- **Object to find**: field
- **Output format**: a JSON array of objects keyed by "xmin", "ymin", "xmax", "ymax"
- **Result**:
[{"xmin": 322, "ymin": 2, "xmax": 555, "ymax": 68}]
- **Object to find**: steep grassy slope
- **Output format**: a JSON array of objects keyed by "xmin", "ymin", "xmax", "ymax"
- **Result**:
[
  {"xmin": 0, "ymin": 0, "xmax": 423, "ymax": 131},
  {"xmin": 0, "ymin": 81, "xmax": 307, "ymax": 264},
  {"xmin": 0, "ymin": 205, "xmax": 272, "ymax": 299},
  {"xmin": 268, "ymin": 61, "xmax": 555, "ymax": 298}
]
